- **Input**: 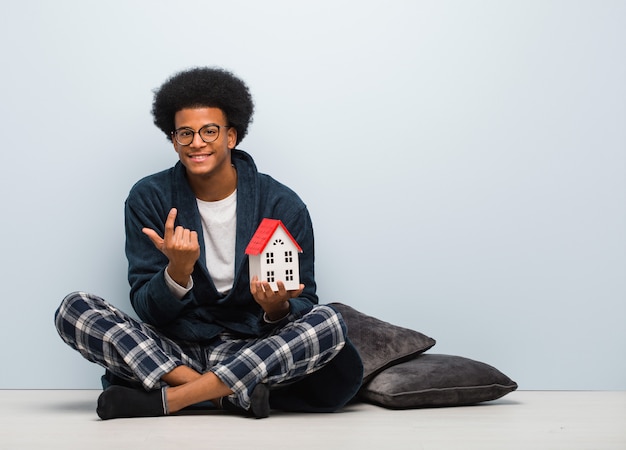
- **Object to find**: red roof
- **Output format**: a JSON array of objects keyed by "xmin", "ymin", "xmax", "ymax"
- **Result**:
[{"xmin": 245, "ymin": 218, "xmax": 303, "ymax": 255}]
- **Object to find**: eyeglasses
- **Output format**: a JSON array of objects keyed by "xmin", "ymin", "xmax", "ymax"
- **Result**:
[{"xmin": 171, "ymin": 124, "xmax": 230, "ymax": 146}]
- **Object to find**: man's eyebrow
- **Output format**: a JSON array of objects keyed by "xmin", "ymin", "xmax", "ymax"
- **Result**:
[{"xmin": 174, "ymin": 123, "xmax": 222, "ymax": 130}]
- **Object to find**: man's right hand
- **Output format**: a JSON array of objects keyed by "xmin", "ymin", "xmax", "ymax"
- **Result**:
[{"xmin": 142, "ymin": 208, "xmax": 200, "ymax": 287}]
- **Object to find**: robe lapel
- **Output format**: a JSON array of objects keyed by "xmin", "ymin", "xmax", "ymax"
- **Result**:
[{"xmin": 233, "ymin": 150, "xmax": 260, "ymax": 283}]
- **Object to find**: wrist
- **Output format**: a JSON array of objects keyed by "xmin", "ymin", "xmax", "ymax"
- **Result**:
[
  {"xmin": 166, "ymin": 265, "xmax": 193, "ymax": 288},
  {"xmin": 264, "ymin": 301, "xmax": 290, "ymax": 322}
]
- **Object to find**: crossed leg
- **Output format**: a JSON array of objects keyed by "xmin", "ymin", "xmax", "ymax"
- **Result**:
[
  {"xmin": 55, "ymin": 291, "xmax": 346, "ymax": 420},
  {"xmin": 96, "ymin": 366, "xmax": 236, "ymax": 419},
  {"xmin": 164, "ymin": 366, "xmax": 231, "ymax": 412}
]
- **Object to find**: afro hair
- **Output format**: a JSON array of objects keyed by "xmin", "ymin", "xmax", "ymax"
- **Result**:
[{"xmin": 152, "ymin": 67, "xmax": 254, "ymax": 146}]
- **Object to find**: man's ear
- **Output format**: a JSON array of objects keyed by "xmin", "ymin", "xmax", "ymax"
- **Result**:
[
  {"xmin": 171, "ymin": 137, "xmax": 181, "ymax": 155},
  {"xmin": 228, "ymin": 127, "xmax": 238, "ymax": 149}
]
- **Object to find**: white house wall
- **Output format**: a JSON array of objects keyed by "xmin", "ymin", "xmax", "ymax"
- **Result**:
[
  {"xmin": 248, "ymin": 253, "xmax": 262, "ymax": 286},
  {"xmin": 256, "ymin": 227, "xmax": 301, "ymax": 291}
]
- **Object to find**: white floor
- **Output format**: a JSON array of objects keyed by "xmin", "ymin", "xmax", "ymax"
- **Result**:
[{"xmin": 1, "ymin": 390, "xmax": 624, "ymax": 450}]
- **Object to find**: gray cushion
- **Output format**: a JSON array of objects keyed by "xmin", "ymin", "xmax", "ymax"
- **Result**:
[
  {"xmin": 329, "ymin": 303, "xmax": 436, "ymax": 383},
  {"xmin": 360, "ymin": 353, "xmax": 518, "ymax": 409}
]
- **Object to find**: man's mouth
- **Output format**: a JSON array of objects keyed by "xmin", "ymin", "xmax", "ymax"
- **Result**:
[{"xmin": 188, "ymin": 153, "xmax": 213, "ymax": 162}]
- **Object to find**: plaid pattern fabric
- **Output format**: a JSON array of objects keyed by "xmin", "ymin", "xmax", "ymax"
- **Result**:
[
  {"xmin": 55, "ymin": 291, "xmax": 346, "ymax": 410},
  {"xmin": 210, "ymin": 305, "xmax": 346, "ymax": 409},
  {"xmin": 55, "ymin": 292, "xmax": 202, "ymax": 389}
]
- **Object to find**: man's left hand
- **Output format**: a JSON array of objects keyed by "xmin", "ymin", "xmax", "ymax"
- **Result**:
[{"xmin": 250, "ymin": 276, "xmax": 304, "ymax": 321}]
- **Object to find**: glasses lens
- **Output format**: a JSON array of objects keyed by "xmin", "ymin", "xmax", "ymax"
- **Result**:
[
  {"xmin": 175, "ymin": 128, "xmax": 194, "ymax": 145},
  {"xmin": 199, "ymin": 125, "xmax": 220, "ymax": 143}
]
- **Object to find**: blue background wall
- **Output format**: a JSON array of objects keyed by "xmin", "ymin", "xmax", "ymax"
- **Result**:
[{"xmin": 1, "ymin": 0, "xmax": 624, "ymax": 389}]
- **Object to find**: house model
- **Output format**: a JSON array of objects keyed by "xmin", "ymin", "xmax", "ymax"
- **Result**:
[{"xmin": 245, "ymin": 218, "xmax": 302, "ymax": 291}]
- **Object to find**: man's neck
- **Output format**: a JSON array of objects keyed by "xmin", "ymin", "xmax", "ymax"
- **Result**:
[{"xmin": 188, "ymin": 164, "xmax": 238, "ymax": 202}]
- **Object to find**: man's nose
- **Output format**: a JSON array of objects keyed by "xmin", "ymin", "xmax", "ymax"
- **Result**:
[{"xmin": 189, "ymin": 132, "xmax": 206, "ymax": 147}]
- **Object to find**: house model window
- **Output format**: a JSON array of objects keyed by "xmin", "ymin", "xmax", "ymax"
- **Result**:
[{"xmin": 245, "ymin": 218, "xmax": 302, "ymax": 291}]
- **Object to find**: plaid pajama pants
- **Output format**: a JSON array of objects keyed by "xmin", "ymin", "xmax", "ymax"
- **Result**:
[{"xmin": 55, "ymin": 291, "xmax": 346, "ymax": 410}]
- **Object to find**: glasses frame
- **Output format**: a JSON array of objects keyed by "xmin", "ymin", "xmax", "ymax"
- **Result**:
[{"xmin": 171, "ymin": 123, "xmax": 231, "ymax": 146}]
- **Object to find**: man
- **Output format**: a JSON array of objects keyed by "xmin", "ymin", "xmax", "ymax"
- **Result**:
[{"xmin": 55, "ymin": 67, "xmax": 363, "ymax": 420}]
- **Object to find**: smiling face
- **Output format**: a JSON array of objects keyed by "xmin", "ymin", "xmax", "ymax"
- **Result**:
[{"xmin": 172, "ymin": 107, "xmax": 238, "ymax": 200}]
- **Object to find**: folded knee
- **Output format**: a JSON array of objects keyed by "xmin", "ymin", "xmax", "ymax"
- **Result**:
[
  {"xmin": 313, "ymin": 305, "xmax": 348, "ymax": 342},
  {"xmin": 54, "ymin": 291, "xmax": 105, "ymax": 340},
  {"xmin": 55, "ymin": 291, "xmax": 86, "ymax": 320}
]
